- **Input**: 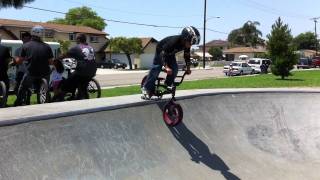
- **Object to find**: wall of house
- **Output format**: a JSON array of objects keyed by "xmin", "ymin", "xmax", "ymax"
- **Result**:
[
  {"xmin": 143, "ymin": 43, "xmax": 157, "ymax": 54},
  {"xmin": 137, "ymin": 42, "xmax": 157, "ymax": 69},
  {"xmin": 0, "ymin": 29, "xmax": 13, "ymax": 40},
  {"xmin": 2, "ymin": 26, "xmax": 33, "ymax": 39},
  {"xmin": 235, "ymin": 53, "xmax": 254, "ymax": 60},
  {"xmin": 225, "ymin": 53, "xmax": 269, "ymax": 61},
  {"xmin": 105, "ymin": 53, "xmax": 136, "ymax": 69},
  {"xmin": 53, "ymin": 32, "xmax": 106, "ymax": 52},
  {"xmin": 139, "ymin": 54, "xmax": 154, "ymax": 69},
  {"xmin": 303, "ymin": 51, "xmax": 316, "ymax": 58}
]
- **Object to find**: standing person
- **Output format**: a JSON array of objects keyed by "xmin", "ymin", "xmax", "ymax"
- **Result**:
[
  {"xmin": 228, "ymin": 63, "xmax": 233, "ymax": 77},
  {"xmin": 0, "ymin": 36, "xmax": 11, "ymax": 95},
  {"xmin": 13, "ymin": 32, "xmax": 31, "ymax": 94},
  {"xmin": 142, "ymin": 26, "xmax": 201, "ymax": 98},
  {"xmin": 14, "ymin": 25, "xmax": 53, "ymax": 106},
  {"xmin": 58, "ymin": 33, "xmax": 97, "ymax": 100}
]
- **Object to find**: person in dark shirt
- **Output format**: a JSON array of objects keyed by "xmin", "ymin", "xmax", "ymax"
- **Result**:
[
  {"xmin": 57, "ymin": 33, "xmax": 97, "ymax": 100},
  {"xmin": 142, "ymin": 26, "xmax": 201, "ymax": 98},
  {"xmin": 0, "ymin": 37, "xmax": 11, "ymax": 94},
  {"xmin": 14, "ymin": 25, "xmax": 53, "ymax": 106}
]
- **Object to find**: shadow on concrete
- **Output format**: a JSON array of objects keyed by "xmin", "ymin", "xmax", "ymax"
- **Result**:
[
  {"xmin": 169, "ymin": 123, "xmax": 241, "ymax": 180},
  {"xmin": 156, "ymin": 102, "xmax": 240, "ymax": 180}
]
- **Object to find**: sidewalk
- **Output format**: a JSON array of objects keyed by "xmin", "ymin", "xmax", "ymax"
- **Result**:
[{"xmin": 96, "ymin": 68, "xmax": 148, "ymax": 75}]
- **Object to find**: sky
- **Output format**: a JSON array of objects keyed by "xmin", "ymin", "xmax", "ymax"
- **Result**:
[{"xmin": 0, "ymin": 0, "xmax": 319, "ymax": 44}]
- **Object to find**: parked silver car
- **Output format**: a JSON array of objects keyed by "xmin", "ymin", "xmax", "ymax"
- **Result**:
[{"xmin": 223, "ymin": 62, "xmax": 255, "ymax": 76}]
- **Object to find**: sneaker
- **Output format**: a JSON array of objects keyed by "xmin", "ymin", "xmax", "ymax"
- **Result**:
[{"xmin": 141, "ymin": 87, "xmax": 153, "ymax": 99}]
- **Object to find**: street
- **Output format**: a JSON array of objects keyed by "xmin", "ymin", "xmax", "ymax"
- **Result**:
[{"xmin": 95, "ymin": 67, "xmax": 225, "ymax": 88}]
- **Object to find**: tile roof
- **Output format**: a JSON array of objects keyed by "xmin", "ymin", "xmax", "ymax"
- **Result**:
[
  {"xmin": 199, "ymin": 40, "xmax": 228, "ymax": 48},
  {"xmin": 0, "ymin": 18, "xmax": 107, "ymax": 35},
  {"xmin": 223, "ymin": 47, "xmax": 266, "ymax": 53},
  {"xmin": 139, "ymin": 37, "xmax": 158, "ymax": 49}
]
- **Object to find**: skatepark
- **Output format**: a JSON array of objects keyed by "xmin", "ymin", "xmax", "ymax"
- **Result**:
[{"xmin": 0, "ymin": 89, "xmax": 320, "ymax": 180}]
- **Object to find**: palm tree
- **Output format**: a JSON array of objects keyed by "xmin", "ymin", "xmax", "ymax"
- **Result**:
[
  {"xmin": 0, "ymin": 0, "xmax": 35, "ymax": 9},
  {"xmin": 242, "ymin": 21, "xmax": 263, "ymax": 47},
  {"xmin": 227, "ymin": 21, "xmax": 264, "ymax": 47}
]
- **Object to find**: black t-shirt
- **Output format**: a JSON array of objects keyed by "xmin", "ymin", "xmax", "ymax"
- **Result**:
[
  {"xmin": 157, "ymin": 35, "xmax": 191, "ymax": 64},
  {"xmin": 67, "ymin": 44, "xmax": 97, "ymax": 77},
  {"xmin": 20, "ymin": 39, "xmax": 53, "ymax": 76},
  {"xmin": 0, "ymin": 44, "xmax": 11, "ymax": 79}
]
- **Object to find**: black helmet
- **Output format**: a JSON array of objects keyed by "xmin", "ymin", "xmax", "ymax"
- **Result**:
[{"xmin": 181, "ymin": 26, "xmax": 201, "ymax": 45}]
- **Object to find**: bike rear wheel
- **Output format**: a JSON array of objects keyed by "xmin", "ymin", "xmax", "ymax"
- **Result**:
[
  {"xmin": 37, "ymin": 78, "xmax": 49, "ymax": 104},
  {"xmin": 88, "ymin": 78, "xmax": 101, "ymax": 98},
  {"xmin": 0, "ymin": 81, "xmax": 7, "ymax": 108}
]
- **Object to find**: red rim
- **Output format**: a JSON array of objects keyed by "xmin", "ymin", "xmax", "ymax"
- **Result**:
[{"xmin": 163, "ymin": 102, "xmax": 183, "ymax": 126}]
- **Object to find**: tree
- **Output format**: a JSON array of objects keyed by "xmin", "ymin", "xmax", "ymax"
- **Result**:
[
  {"xmin": 0, "ymin": 0, "xmax": 34, "ymax": 8},
  {"xmin": 228, "ymin": 28, "xmax": 244, "ymax": 47},
  {"xmin": 48, "ymin": 6, "xmax": 106, "ymax": 31},
  {"xmin": 267, "ymin": 17, "xmax": 298, "ymax": 80},
  {"xmin": 293, "ymin": 32, "xmax": 318, "ymax": 50},
  {"xmin": 110, "ymin": 37, "xmax": 143, "ymax": 70},
  {"xmin": 208, "ymin": 47, "xmax": 223, "ymax": 60},
  {"xmin": 58, "ymin": 40, "xmax": 71, "ymax": 54},
  {"xmin": 228, "ymin": 21, "xmax": 264, "ymax": 47}
]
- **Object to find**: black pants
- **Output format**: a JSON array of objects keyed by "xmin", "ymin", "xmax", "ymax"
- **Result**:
[
  {"xmin": 61, "ymin": 73, "xmax": 92, "ymax": 100},
  {"xmin": 15, "ymin": 72, "xmax": 24, "ymax": 94},
  {"xmin": 15, "ymin": 73, "xmax": 49, "ymax": 106},
  {"xmin": 143, "ymin": 53, "xmax": 178, "ymax": 92}
]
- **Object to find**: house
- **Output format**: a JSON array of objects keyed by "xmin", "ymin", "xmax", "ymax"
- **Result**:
[
  {"xmin": 191, "ymin": 51, "xmax": 212, "ymax": 61},
  {"xmin": 198, "ymin": 40, "xmax": 229, "ymax": 52},
  {"xmin": 296, "ymin": 49, "xmax": 317, "ymax": 58},
  {"xmin": 105, "ymin": 37, "xmax": 158, "ymax": 69},
  {"xmin": 0, "ymin": 18, "xmax": 108, "ymax": 61},
  {"xmin": 135, "ymin": 37, "xmax": 158, "ymax": 69},
  {"xmin": 223, "ymin": 47, "xmax": 267, "ymax": 61}
]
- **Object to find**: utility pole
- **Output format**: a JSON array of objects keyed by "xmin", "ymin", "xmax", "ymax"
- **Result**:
[
  {"xmin": 203, "ymin": 0, "xmax": 207, "ymax": 69},
  {"xmin": 311, "ymin": 17, "xmax": 320, "ymax": 56},
  {"xmin": 109, "ymin": 37, "xmax": 112, "ymax": 61}
]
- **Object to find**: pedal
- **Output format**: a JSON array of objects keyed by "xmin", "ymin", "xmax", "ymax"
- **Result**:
[
  {"xmin": 141, "ymin": 95, "xmax": 149, "ymax": 100},
  {"xmin": 166, "ymin": 86, "xmax": 174, "ymax": 91}
]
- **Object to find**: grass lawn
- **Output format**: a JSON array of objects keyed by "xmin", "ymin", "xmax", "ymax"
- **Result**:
[{"xmin": 6, "ymin": 70, "xmax": 320, "ymax": 106}]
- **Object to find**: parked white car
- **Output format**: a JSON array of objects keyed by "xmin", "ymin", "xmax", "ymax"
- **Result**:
[
  {"xmin": 223, "ymin": 62, "xmax": 255, "ymax": 76},
  {"xmin": 247, "ymin": 58, "xmax": 271, "ymax": 73}
]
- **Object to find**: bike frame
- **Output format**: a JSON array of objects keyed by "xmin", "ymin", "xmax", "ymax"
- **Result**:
[{"xmin": 154, "ymin": 71, "xmax": 187, "ymax": 101}]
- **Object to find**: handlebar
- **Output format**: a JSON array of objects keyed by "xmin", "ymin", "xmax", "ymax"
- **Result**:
[{"xmin": 175, "ymin": 71, "xmax": 187, "ymax": 85}]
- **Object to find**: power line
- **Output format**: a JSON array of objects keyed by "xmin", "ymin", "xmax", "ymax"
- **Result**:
[
  {"xmin": 246, "ymin": 0, "xmax": 311, "ymax": 19},
  {"xmin": 235, "ymin": 0, "xmax": 311, "ymax": 20},
  {"xmin": 62, "ymin": 0, "xmax": 204, "ymax": 18},
  {"xmin": 23, "ymin": 5, "xmax": 229, "ymax": 34}
]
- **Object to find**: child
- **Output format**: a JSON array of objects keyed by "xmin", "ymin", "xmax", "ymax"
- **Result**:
[{"xmin": 51, "ymin": 59, "xmax": 64, "ymax": 101}]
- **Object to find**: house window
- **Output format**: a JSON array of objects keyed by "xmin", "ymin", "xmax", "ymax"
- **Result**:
[
  {"xmin": 90, "ymin": 36, "xmax": 99, "ymax": 43},
  {"xmin": 20, "ymin": 31, "xmax": 29, "ymax": 39},
  {"xmin": 69, "ymin": 33, "xmax": 76, "ymax": 41},
  {"xmin": 45, "ymin": 30, "xmax": 54, "ymax": 38}
]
